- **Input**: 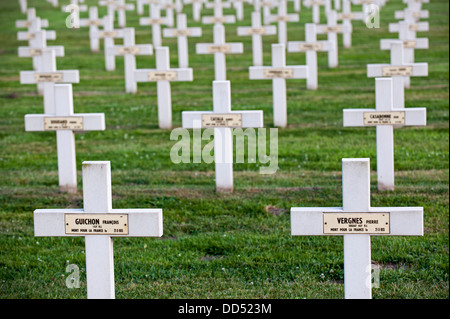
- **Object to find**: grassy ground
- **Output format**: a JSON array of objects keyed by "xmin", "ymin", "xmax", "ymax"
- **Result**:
[{"xmin": 0, "ymin": 0, "xmax": 448, "ymax": 299}]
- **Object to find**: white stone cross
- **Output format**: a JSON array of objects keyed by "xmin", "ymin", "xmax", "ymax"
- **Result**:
[
  {"xmin": 303, "ymin": 0, "xmax": 331, "ymax": 24},
  {"xmin": 182, "ymin": 81, "xmax": 264, "ymax": 192},
  {"xmin": 316, "ymin": 10, "xmax": 350, "ymax": 68},
  {"xmin": 134, "ymin": 46, "xmax": 193, "ymax": 129},
  {"xmin": 139, "ymin": 3, "xmax": 170, "ymax": 48},
  {"xmin": 99, "ymin": 0, "xmax": 134, "ymax": 28},
  {"xmin": 382, "ymin": 20, "xmax": 429, "ymax": 88},
  {"xmin": 196, "ymin": 24, "xmax": 243, "ymax": 81},
  {"xmin": 16, "ymin": 8, "xmax": 49, "ymax": 30},
  {"xmin": 161, "ymin": 0, "xmax": 177, "ymax": 27},
  {"xmin": 162, "ymin": 13, "xmax": 202, "ymax": 68},
  {"xmin": 265, "ymin": 0, "xmax": 299, "ymax": 45},
  {"xmin": 202, "ymin": 0, "xmax": 236, "ymax": 25},
  {"xmin": 249, "ymin": 43, "xmax": 308, "ymax": 127},
  {"xmin": 343, "ymin": 78, "xmax": 426, "ymax": 191},
  {"xmin": 25, "ymin": 84, "xmax": 105, "ymax": 193},
  {"xmin": 20, "ymin": 48, "xmax": 80, "ymax": 114},
  {"xmin": 17, "ymin": 17, "xmax": 56, "ymax": 49},
  {"xmin": 291, "ymin": 157, "xmax": 423, "ymax": 299},
  {"xmin": 34, "ymin": 160, "xmax": 163, "ymax": 299},
  {"xmin": 259, "ymin": 0, "xmax": 276, "ymax": 26},
  {"xmin": 106, "ymin": 28, "xmax": 154, "ymax": 93},
  {"xmin": 395, "ymin": 8, "xmax": 429, "ymax": 21},
  {"xmin": 367, "ymin": 41, "xmax": 428, "ymax": 109},
  {"xmin": 79, "ymin": 6, "xmax": 102, "ymax": 52},
  {"xmin": 135, "ymin": 0, "xmax": 157, "ymax": 15},
  {"xmin": 337, "ymin": 0, "xmax": 365, "ymax": 48},
  {"xmin": 237, "ymin": 11, "xmax": 276, "ymax": 67},
  {"xmin": 95, "ymin": 15, "xmax": 125, "ymax": 71},
  {"xmin": 18, "ymin": 29, "xmax": 64, "ymax": 78},
  {"xmin": 287, "ymin": 23, "xmax": 333, "ymax": 90},
  {"xmin": 184, "ymin": 0, "xmax": 204, "ymax": 22}
]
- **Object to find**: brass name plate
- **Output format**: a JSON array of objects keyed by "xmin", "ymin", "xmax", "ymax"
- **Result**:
[
  {"xmin": 201, "ymin": 113, "xmax": 242, "ymax": 128},
  {"xmin": 263, "ymin": 68, "xmax": 293, "ymax": 79},
  {"xmin": 209, "ymin": 17, "xmax": 227, "ymax": 23},
  {"xmin": 363, "ymin": 111, "xmax": 405, "ymax": 125},
  {"xmin": 298, "ymin": 43, "xmax": 323, "ymax": 51},
  {"xmin": 273, "ymin": 16, "xmax": 290, "ymax": 22},
  {"xmin": 142, "ymin": 18, "xmax": 163, "ymax": 25},
  {"xmin": 34, "ymin": 73, "xmax": 63, "ymax": 82},
  {"xmin": 247, "ymin": 28, "xmax": 267, "ymax": 35},
  {"xmin": 403, "ymin": 40, "xmax": 417, "ymax": 48},
  {"xmin": 99, "ymin": 31, "xmax": 118, "ymax": 38},
  {"xmin": 322, "ymin": 26, "xmax": 342, "ymax": 33},
  {"xmin": 147, "ymin": 71, "xmax": 177, "ymax": 81},
  {"xmin": 207, "ymin": 45, "xmax": 231, "ymax": 53},
  {"xmin": 382, "ymin": 66, "xmax": 413, "ymax": 76},
  {"xmin": 44, "ymin": 117, "xmax": 84, "ymax": 130},
  {"xmin": 117, "ymin": 46, "xmax": 141, "ymax": 55},
  {"xmin": 338, "ymin": 13, "xmax": 355, "ymax": 20},
  {"xmin": 65, "ymin": 214, "xmax": 129, "ymax": 235},
  {"xmin": 323, "ymin": 212, "xmax": 390, "ymax": 234},
  {"xmin": 173, "ymin": 29, "xmax": 192, "ymax": 36},
  {"xmin": 29, "ymin": 49, "xmax": 42, "ymax": 56}
]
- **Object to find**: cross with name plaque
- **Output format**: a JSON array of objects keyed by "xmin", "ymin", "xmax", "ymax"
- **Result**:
[
  {"xmin": 249, "ymin": 43, "xmax": 308, "ymax": 127},
  {"xmin": 79, "ymin": 6, "xmax": 102, "ymax": 52},
  {"xmin": 265, "ymin": 0, "xmax": 299, "ymax": 45},
  {"xmin": 139, "ymin": 3, "xmax": 170, "ymax": 48},
  {"xmin": 25, "ymin": 84, "xmax": 105, "ymax": 193},
  {"xmin": 303, "ymin": 0, "xmax": 331, "ymax": 24},
  {"xmin": 202, "ymin": 0, "xmax": 236, "ymax": 25},
  {"xmin": 20, "ymin": 48, "xmax": 79, "ymax": 114},
  {"xmin": 196, "ymin": 24, "xmax": 243, "ymax": 81},
  {"xmin": 182, "ymin": 81, "xmax": 263, "ymax": 192},
  {"xmin": 94, "ymin": 15, "xmax": 126, "ymax": 71},
  {"xmin": 287, "ymin": 23, "xmax": 333, "ymax": 90},
  {"xmin": 291, "ymin": 157, "xmax": 423, "ymax": 299},
  {"xmin": 106, "ymin": 28, "xmax": 153, "ymax": 93},
  {"xmin": 337, "ymin": 0, "xmax": 365, "ymax": 48},
  {"xmin": 162, "ymin": 13, "xmax": 202, "ymax": 68},
  {"xmin": 134, "ymin": 46, "xmax": 193, "ymax": 129},
  {"xmin": 237, "ymin": 11, "xmax": 276, "ymax": 67},
  {"xmin": 33, "ymin": 160, "xmax": 163, "ymax": 298},
  {"xmin": 343, "ymin": 78, "xmax": 426, "ymax": 191},
  {"xmin": 16, "ymin": 8, "xmax": 49, "ymax": 30},
  {"xmin": 367, "ymin": 41, "xmax": 428, "ymax": 109}
]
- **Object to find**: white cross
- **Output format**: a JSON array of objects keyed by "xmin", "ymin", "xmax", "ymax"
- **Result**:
[
  {"xmin": 337, "ymin": 0, "xmax": 365, "ymax": 48},
  {"xmin": 291, "ymin": 157, "xmax": 424, "ymax": 299},
  {"xmin": 196, "ymin": 24, "xmax": 243, "ymax": 81},
  {"xmin": 25, "ymin": 84, "xmax": 105, "ymax": 193},
  {"xmin": 135, "ymin": 0, "xmax": 157, "ymax": 15},
  {"xmin": 265, "ymin": 0, "xmax": 299, "ymax": 45},
  {"xmin": 237, "ymin": 11, "xmax": 276, "ymax": 67},
  {"xmin": 17, "ymin": 17, "xmax": 56, "ymax": 49},
  {"xmin": 95, "ymin": 15, "xmax": 125, "ymax": 71},
  {"xmin": 79, "ymin": 6, "xmax": 102, "ymax": 52},
  {"xmin": 303, "ymin": 0, "xmax": 331, "ymax": 24},
  {"xmin": 184, "ymin": 0, "xmax": 205, "ymax": 22},
  {"xmin": 162, "ymin": 13, "xmax": 202, "ymax": 68},
  {"xmin": 16, "ymin": 8, "xmax": 49, "ymax": 30},
  {"xmin": 287, "ymin": 23, "xmax": 333, "ymax": 90},
  {"xmin": 316, "ymin": 10, "xmax": 350, "ymax": 68},
  {"xmin": 182, "ymin": 81, "xmax": 264, "ymax": 192},
  {"xmin": 33, "ymin": 160, "xmax": 163, "ymax": 298},
  {"xmin": 395, "ymin": 0, "xmax": 429, "ymax": 20},
  {"xmin": 20, "ymin": 49, "xmax": 79, "ymax": 114},
  {"xmin": 367, "ymin": 41, "xmax": 428, "ymax": 109},
  {"xmin": 139, "ymin": 3, "xmax": 170, "ymax": 48},
  {"xmin": 114, "ymin": 0, "xmax": 135, "ymax": 28},
  {"xmin": 259, "ymin": 0, "xmax": 276, "ymax": 26},
  {"xmin": 290, "ymin": 0, "xmax": 302, "ymax": 12},
  {"xmin": 382, "ymin": 20, "xmax": 429, "ymax": 88},
  {"xmin": 202, "ymin": 0, "xmax": 236, "ymax": 25},
  {"xmin": 232, "ymin": 0, "xmax": 245, "ymax": 21},
  {"xmin": 134, "ymin": 46, "xmax": 193, "ymax": 129},
  {"xmin": 343, "ymin": 78, "xmax": 426, "ymax": 190},
  {"xmin": 161, "ymin": 0, "xmax": 177, "ymax": 27},
  {"xmin": 106, "ymin": 28, "xmax": 153, "ymax": 93},
  {"xmin": 249, "ymin": 43, "xmax": 308, "ymax": 127}
]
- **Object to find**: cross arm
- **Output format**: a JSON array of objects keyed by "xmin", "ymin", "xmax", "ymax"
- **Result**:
[
  {"xmin": 105, "ymin": 44, "xmax": 153, "ymax": 56},
  {"xmin": 315, "ymin": 24, "xmax": 352, "ymax": 34},
  {"xmin": 34, "ymin": 209, "xmax": 163, "ymax": 237},
  {"xmin": 367, "ymin": 63, "xmax": 428, "ymax": 77},
  {"xmin": 16, "ymin": 19, "xmax": 49, "ymax": 28},
  {"xmin": 380, "ymin": 38, "xmax": 428, "ymax": 50},
  {"xmin": 389, "ymin": 22, "xmax": 429, "ymax": 33},
  {"xmin": 24, "ymin": 113, "xmax": 106, "ymax": 131},
  {"xmin": 343, "ymin": 108, "xmax": 427, "ymax": 127},
  {"xmin": 236, "ymin": 26, "xmax": 277, "ymax": 36},
  {"xmin": 162, "ymin": 27, "xmax": 202, "ymax": 37},
  {"xmin": 201, "ymin": 15, "xmax": 236, "ymax": 24},
  {"xmin": 139, "ymin": 17, "xmax": 170, "ymax": 26},
  {"xmin": 134, "ymin": 68, "xmax": 193, "ymax": 82},
  {"xmin": 287, "ymin": 40, "xmax": 333, "ymax": 52},
  {"xmin": 18, "ymin": 30, "xmax": 56, "ymax": 41},
  {"xmin": 20, "ymin": 70, "xmax": 80, "ymax": 84},
  {"xmin": 394, "ymin": 10, "xmax": 429, "ymax": 19},
  {"xmin": 196, "ymin": 43, "xmax": 244, "ymax": 54},
  {"xmin": 266, "ymin": 14, "xmax": 299, "ymax": 24},
  {"xmin": 18, "ymin": 46, "xmax": 65, "ymax": 57},
  {"xmin": 182, "ymin": 111, "xmax": 264, "ymax": 128},
  {"xmin": 291, "ymin": 207, "xmax": 423, "ymax": 236},
  {"xmin": 249, "ymin": 66, "xmax": 308, "ymax": 79}
]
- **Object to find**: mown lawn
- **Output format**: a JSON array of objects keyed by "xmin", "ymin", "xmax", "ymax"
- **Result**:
[{"xmin": 0, "ymin": 0, "xmax": 448, "ymax": 299}]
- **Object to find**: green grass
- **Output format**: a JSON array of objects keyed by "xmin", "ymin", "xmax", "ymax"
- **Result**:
[{"xmin": 0, "ymin": 0, "xmax": 448, "ymax": 299}]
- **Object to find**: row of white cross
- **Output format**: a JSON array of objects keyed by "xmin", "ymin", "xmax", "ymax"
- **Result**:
[{"xmin": 15, "ymin": 0, "xmax": 430, "ymax": 299}]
